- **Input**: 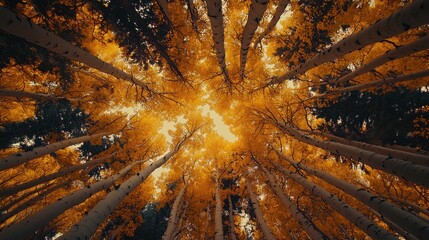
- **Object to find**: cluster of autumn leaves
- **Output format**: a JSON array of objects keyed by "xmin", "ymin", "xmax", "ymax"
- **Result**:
[{"xmin": 0, "ymin": 0, "xmax": 429, "ymax": 239}]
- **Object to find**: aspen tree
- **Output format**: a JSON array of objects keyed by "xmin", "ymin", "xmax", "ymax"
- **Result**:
[
  {"xmin": 271, "ymin": 161, "xmax": 397, "ymax": 240},
  {"xmin": 251, "ymin": 156, "xmax": 329, "ymax": 240},
  {"xmin": 0, "ymin": 7, "xmax": 153, "ymax": 92},
  {"xmin": 267, "ymin": 0, "xmax": 429, "ymax": 86},
  {"xmin": 0, "ymin": 159, "xmax": 145, "ymax": 239},
  {"xmin": 186, "ymin": 0, "xmax": 200, "ymax": 33},
  {"xmin": 227, "ymin": 194, "xmax": 238, "ymax": 240},
  {"xmin": 214, "ymin": 177, "xmax": 223, "ymax": 240},
  {"xmin": 246, "ymin": 182, "xmax": 277, "ymax": 240},
  {"xmin": 162, "ymin": 184, "xmax": 187, "ymax": 240},
  {"xmin": 254, "ymin": 0, "xmax": 290, "ymax": 47},
  {"xmin": 0, "ymin": 183, "xmax": 55, "ymax": 213},
  {"xmin": 0, "ymin": 153, "xmax": 117, "ymax": 198},
  {"xmin": 205, "ymin": 0, "xmax": 232, "ymax": 85},
  {"xmin": 0, "ymin": 89, "xmax": 83, "ymax": 103},
  {"xmin": 60, "ymin": 132, "xmax": 193, "ymax": 239},
  {"xmin": 240, "ymin": 0, "xmax": 269, "ymax": 78},
  {"xmin": 274, "ymin": 149, "xmax": 429, "ymax": 239},
  {"xmin": 0, "ymin": 132, "xmax": 108, "ymax": 171}
]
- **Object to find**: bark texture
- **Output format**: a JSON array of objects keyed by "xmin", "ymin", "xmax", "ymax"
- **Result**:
[
  {"xmin": 0, "ymin": 89, "xmax": 82, "ymax": 102},
  {"xmin": 162, "ymin": 185, "xmax": 187, "ymax": 240},
  {"xmin": 268, "ymin": 0, "xmax": 429, "ymax": 85},
  {"xmin": 254, "ymin": 0, "xmax": 289, "ymax": 47},
  {"xmin": 0, "ymin": 132, "xmax": 108, "ymax": 171},
  {"xmin": 0, "ymin": 7, "xmax": 152, "ymax": 91},
  {"xmin": 214, "ymin": 178, "xmax": 223, "ymax": 240},
  {"xmin": 227, "ymin": 194, "xmax": 238, "ymax": 240},
  {"xmin": 240, "ymin": 0, "xmax": 269, "ymax": 78}
]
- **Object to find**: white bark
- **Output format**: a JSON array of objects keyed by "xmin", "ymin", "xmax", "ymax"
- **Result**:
[
  {"xmin": 274, "ymin": 150, "xmax": 429, "ymax": 239},
  {"xmin": 205, "ymin": 0, "xmax": 231, "ymax": 85},
  {"xmin": 162, "ymin": 185, "xmax": 187, "ymax": 240},
  {"xmin": 271, "ymin": 161, "xmax": 396, "ymax": 240},
  {"xmin": 227, "ymin": 194, "xmax": 237, "ymax": 240},
  {"xmin": 0, "ymin": 7, "xmax": 152, "ymax": 91},
  {"xmin": 271, "ymin": 120, "xmax": 429, "ymax": 187},
  {"xmin": 240, "ymin": 0, "xmax": 269, "ymax": 78},
  {"xmin": 0, "ymin": 159, "xmax": 143, "ymax": 239},
  {"xmin": 254, "ymin": 0, "xmax": 289, "ymax": 47},
  {"xmin": 246, "ymin": 182, "xmax": 277, "ymax": 240},
  {"xmin": 0, "ymin": 89, "xmax": 82, "ymax": 102},
  {"xmin": 0, "ymin": 132, "xmax": 108, "ymax": 171},
  {"xmin": 269, "ymin": 0, "xmax": 429, "ymax": 85},
  {"xmin": 0, "ymin": 153, "xmax": 117, "ymax": 198},
  {"xmin": 319, "ymin": 133, "xmax": 429, "ymax": 167},
  {"xmin": 214, "ymin": 178, "xmax": 223, "ymax": 240},
  {"xmin": 59, "ymin": 138, "xmax": 189, "ymax": 239},
  {"xmin": 253, "ymin": 157, "xmax": 328, "ymax": 240},
  {"xmin": 331, "ymin": 35, "xmax": 429, "ymax": 85},
  {"xmin": 313, "ymin": 69, "xmax": 429, "ymax": 98}
]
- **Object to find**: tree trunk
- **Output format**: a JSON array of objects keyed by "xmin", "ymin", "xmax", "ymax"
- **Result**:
[
  {"xmin": 227, "ymin": 194, "xmax": 237, "ymax": 240},
  {"xmin": 252, "ymin": 157, "xmax": 329, "ymax": 240},
  {"xmin": 268, "ymin": 0, "xmax": 429, "ymax": 86},
  {"xmin": 0, "ymin": 153, "xmax": 117, "ymax": 198},
  {"xmin": 274, "ymin": 149, "xmax": 429, "ymax": 239},
  {"xmin": 0, "ymin": 89, "xmax": 82, "ymax": 102},
  {"xmin": 246, "ymin": 182, "xmax": 277, "ymax": 240},
  {"xmin": 240, "ymin": 0, "xmax": 269, "ymax": 78},
  {"xmin": 330, "ymin": 35, "xmax": 429, "ymax": 85},
  {"xmin": 385, "ymin": 144, "xmax": 429, "ymax": 157},
  {"xmin": 254, "ymin": 0, "xmax": 289, "ymax": 47},
  {"xmin": 156, "ymin": 0, "xmax": 174, "ymax": 27},
  {"xmin": 313, "ymin": 69, "xmax": 429, "ymax": 98},
  {"xmin": 0, "ymin": 7, "xmax": 152, "ymax": 92},
  {"xmin": 214, "ymin": 178, "xmax": 223, "ymax": 240},
  {"xmin": 271, "ymin": 121, "xmax": 429, "ymax": 187},
  {"xmin": 0, "ymin": 159, "xmax": 143, "ymax": 239},
  {"xmin": 162, "ymin": 184, "xmax": 187, "ymax": 240},
  {"xmin": 0, "ymin": 181, "xmax": 68, "ymax": 223},
  {"xmin": 205, "ymin": 0, "xmax": 232, "ymax": 86},
  {"xmin": 0, "ymin": 132, "xmax": 108, "ymax": 171},
  {"xmin": 318, "ymin": 132, "xmax": 429, "ymax": 167},
  {"xmin": 271, "ymin": 161, "xmax": 396, "ymax": 240},
  {"xmin": 186, "ymin": 0, "xmax": 200, "ymax": 33},
  {"xmin": 370, "ymin": 208, "xmax": 419, "ymax": 240},
  {"xmin": 59, "ymin": 137, "xmax": 189, "ymax": 239}
]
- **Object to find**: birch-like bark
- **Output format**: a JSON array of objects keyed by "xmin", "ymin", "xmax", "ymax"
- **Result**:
[
  {"xmin": 0, "ymin": 153, "xmax": 117, "ymax": 198},
  {"xmin": 0, "ymin": 7, "xmax": 152, "ymax": 92},
  {"xmin": 270, "ymin": 120, "xmax": 429, "ymax": 187},
  {"xmin": 268, "ymin": 0, "xmax": 429, "ymax": 86},
  {"xmin": 0, "ymin": 159, "xmax": 143, "ymax": 239},
  {"xmin": 0, "ymin": 89, "xmax": 82, "ymax": 102},
  {"xmin": 0, "ymin": 181, "xmax": 68, "ymax": 223},
  {"xmin": 371, "ymin": 209, "xmax": 419, "ymax": 240},
  {"xmin": 206, "ymin": 0, "xmax": 232, "ymax": 85},
  {"xmin": 386, "ymin": 144, "xmax": 429, "ymax": 156},
  {"xmin": 59, "ymin": 137, "xmax": 190, "ymax": 240},
  {"xmin": 254, "ymin": 0, "xmax": 289, "ymax": 47},
  {"xmin": 246, "ymin": 182, "xmax": 277, "ymax": 240},
  {"xmin": 240, "ymin": 0, "xmax": 269, "ymax": 78},
  {"xmin": 271, "ymin": 161, "xmax": 396, "ymax": 240},
  {"xmin": 312, "ymin": 69, "xmax": 429, "ymax": 98},
  {"xmin": 0, "ymin": 132, "xmax": 108, "ymax": 171},
  {"xmin": 252, "ymin": 157, "xmax": 329, "ymax": 240},
  {"xmin": 227, "ymin": 194, "xmax": 237, "ymax": 240},
  {"xmin": 318, "ymin": 132, "xmax": 429, "ymax": 167},
  {"xmin": 214, "ymin": 178, "xmax": 223, "ymax": 240},
  {"xmin": 162, "ymin": 184, "xmax": 187, "ymax": 240},
  {"xmin": 274, "ymin": 150, "xmax": 429, "ymax": 239},
  {"xmin": 329, "ymin": 35, "xmax": 429, "ymax": 85}
]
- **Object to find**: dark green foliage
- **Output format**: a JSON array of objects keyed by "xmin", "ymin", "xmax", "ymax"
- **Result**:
[
  {"xmin": 0, "ymin": 100, "xmax": 90, "ymax": 150},
  {"xmin": 312, "ymin": 87, "xmax": 429, "ymax": 150}
]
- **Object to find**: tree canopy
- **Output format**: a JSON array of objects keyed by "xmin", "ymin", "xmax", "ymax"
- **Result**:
[{"xmin": 0, "ymin": 0, "xmax": 428, "ymax": 239}]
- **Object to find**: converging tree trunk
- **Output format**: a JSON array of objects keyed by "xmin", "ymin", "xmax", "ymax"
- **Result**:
[
  {"xmin": 162, "ymin": 184, "xmax": 187, "ymax": 240},
  {"xmin": 0, "ymin": 7, "xmax": 153, "ymax": 92},
  {"xmin": 271, "ymin": 161, "xmax": 396, "ymax": 240},
  {"xmin": 267, "ymin": 0, "xmax": 429, "ymax": 86},
  {"xmin": 214, "ymin": 177, "xmax": 223, "ymax": 240},
  {"xmin": 252, "ymin": 156, "xmax": 329, "ymax": 240},
  {"xmin": 205, "ymin": 0, "xmax": 232, "ymax": 86},
  {"xmin": 274, "ymin": 149, "xmax": 429, "ymax": 239},
  {"xmin": 0, "ymin": 89, "xmax": 82, "ymax": 103},
  {"xmin": 186, "ymin": 0, "xmax": 200, "ymax": 33},
  {"xmin": 227, "ymin": 194, "xmax": 238, "ymax": 240},
  {"xmin": 0, "ymin": 153, "xmax": 117, "ymax": 198},
  {"xmin": 240, "ymin": 0, "xmax": 269, "ymax": 78},
  {"xmin": 246, "ymin": 182, "xmax": 277, "ymax": 240},
  {"xmin": 59, "ymin": 135, "xmax": 191, "ymax": 239},
  {"xmin": 0, "ymin": 132, "xmax": 108, "ymax": 171},
  {"xmin": 254, "ymin": 0, "xmax": 289, "ymax": 47},
  {"xmin": 0, "ymin": 159, "xmax": 144, "ymax": 239}
]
